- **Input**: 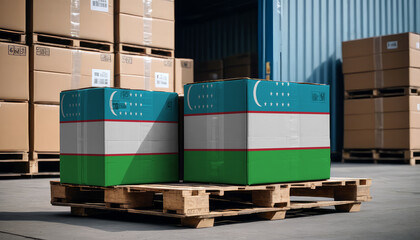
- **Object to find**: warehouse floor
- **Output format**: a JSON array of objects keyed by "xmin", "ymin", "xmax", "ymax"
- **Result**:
[{"xmin": 0, "ymin": 163, "xmax": 419, "ymax": 240}]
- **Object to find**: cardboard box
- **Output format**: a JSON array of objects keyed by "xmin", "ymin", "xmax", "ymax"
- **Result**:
[
  {"xmin": 0, "ymin": 0, "xmax": 26, "ymax": 32},
  {"xmin": 223, "ymin": 54, "xmax": 258, "ymax": 79},
  {"xmin": 344, "ymin": 68, "xmax": 420, "ymax": 91},
  {"xmin": 342, "ymin": 32, "xmax": 420, "ymax": 58},
  {"xmin": 115, "ymin": 0, "xmax": 174, "ymax": 21},
  {"xmin": 31, "ymin": 45, "xmax": 114, "ymax": 104},
  {"xmin": 0, "ymin": 102, "xmax": 28, "ymax": 151},
  {"xmin": 31, "ymin": 0, "xmax": 113, "ymax": 42},
  {"xmin": 195, "ymin": 60, "xmax": 223, "ymax": 82},
  {"xmin": 342, "ymin": 49, "xmax": 420, "ymax": 74},
  {"xmin": 344, "ymin": 96, "xmax": 420, "ymax": 115},
  {"xmin": 175, "ymin": 58, "xmax": 194, "ymax": 95},
  {"xmin": 115, "ymin": 53, "xmax": 174, "ymax": 92},
  {"xmin": 116, "ymin": 14, "xmax": 174, "ymax": 50},
  {"xmin": 60, "ymin": 88, "xmax": 179, "ymax": 186},
  {"xmin": 30, "ymin": 104, "xmax": 59, "ymax": 152},
  {"xmin": 344, "ymin": 129, "xmax": 420, "ymax": 149},
  {"xmin": 344, "ymin": 112, "xmax": 420, "ymax": 130},
  {"xmin": 183, "ymin": 79, "xmax": 330, "ymax": 184},
  {"xmin": 0, "ymin": 42, "xmax": 28, "ymax": 101}
]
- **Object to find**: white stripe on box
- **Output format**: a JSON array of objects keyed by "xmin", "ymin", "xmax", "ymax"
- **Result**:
[
  {"xmin": 184, "ymin": 113, "xmax": 329, "ymax": 150},
  {"xmin": 61, "ymin": 121, "xmax": 178, "ymax": 154}
]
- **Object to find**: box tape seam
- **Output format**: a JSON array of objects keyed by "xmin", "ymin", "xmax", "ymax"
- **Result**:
[
  {"xmin": 143, "ymin": 0, "xmax": 153, "ymax": 45},
  {"xmin": 70, "ymin": 0, "xmax": 81, "ymax": 38},
  {"xmin": 144, "ymin": 56, "xmax": 151, "ymax": 90},
  {"xmin": 71, "ymin": 50, "xmax": 82, "ymax": 89},
  {"xmin": 374, "ymin": 98, "xmax": 384, "ymax": 148},
  {"xmin": 375, "ymin": 71, "xmax": 384, "ymax": 89}
]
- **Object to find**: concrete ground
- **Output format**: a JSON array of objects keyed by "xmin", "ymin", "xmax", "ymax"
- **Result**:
[{"xmin": 0, "ymin": 163, "xmax": 419, "ymax": 240}]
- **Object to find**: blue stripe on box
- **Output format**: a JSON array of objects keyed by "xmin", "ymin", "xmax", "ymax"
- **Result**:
[{"xmin": 60, "ymin": 88, "xmax": 178, "ymax": 123}]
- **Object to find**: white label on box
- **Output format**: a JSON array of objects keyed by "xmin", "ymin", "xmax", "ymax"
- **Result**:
[
  {"xmin": 417, "ymin": 104, "xmax": 420, "ymax": 111},
  {"xmin": 417, "ymin": 42, "xmax": 420, "ymax": 49},
  {"xmin": 91, "ymin": 0, "xmax": 109, "ymax": 12},
  {"xmin": 387, "ymin": 41, "xmax": 398, "ymax": 49},
  {"xmin": 155, "ymin": 72, "xmax": 169, "ymax": 88},
  {"xmin": 92, "ymin": 69, "xmax": 111, "ymax": 87}
]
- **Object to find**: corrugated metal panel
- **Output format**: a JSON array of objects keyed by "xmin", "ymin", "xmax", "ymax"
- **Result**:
[
  {"xmin": 263, "ymin": 0, "xmax": 420, "ymax": 153},
  {"xmin": 176, "ymin": 9, "xmax": 258, "ymax": 61}
]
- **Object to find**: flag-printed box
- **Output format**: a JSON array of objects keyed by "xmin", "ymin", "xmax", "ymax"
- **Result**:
[
  {"xmin": 60, "ymin": 88, "xmax": 178, "ymax": 186},
  {"xmin": 184, "ymin": 79, "xmax": 330, "ymax": 185}
]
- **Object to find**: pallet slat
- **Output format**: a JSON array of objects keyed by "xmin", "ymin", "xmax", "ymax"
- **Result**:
[
  {"xmin": 32, "ymin": 33, "xmax": 113, "ymax": 52},
  {"xmin": 117, "ymin": 43, "xmax": 174, "ymax": 58},
  {"xmin": 50, "ymin": 177, "xmax": 371, "ymax": 228},
  {"xmin": 345, "ymin": 87, "xmax": 420, "ymax": 99},
  {"xmin": 0, "ymin": 29, "xmax": 25, "ymax": 44},
  {"xmin": 343, "ymin": 149, "xmax": 420, "ymax": 165}
]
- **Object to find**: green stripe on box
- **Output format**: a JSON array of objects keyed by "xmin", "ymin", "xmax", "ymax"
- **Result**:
[
  {"xmin": 184, "ymin": 149, "xmax": 330, "ymax": 185},
  {"xmin": 60, "ymin": 154, "xmax": 179, "ymax": 186}
]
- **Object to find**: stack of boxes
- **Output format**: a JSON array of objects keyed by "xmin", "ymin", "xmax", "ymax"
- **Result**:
[
  {"xmin": 342, "ymin": 33, "xmax": 420, "ymax": 161},
  {"xmin": 28, "ymin": 0, "xmax": 114, "ymax": 174},
  {"xmin": 0, "ymin": 0, "xmax": 30, "ymax": 175}
]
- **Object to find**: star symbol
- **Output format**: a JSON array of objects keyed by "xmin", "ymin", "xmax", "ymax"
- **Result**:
[{"xmin": 264, "ymin": 102, "xmax": 267, "ymax": 106}]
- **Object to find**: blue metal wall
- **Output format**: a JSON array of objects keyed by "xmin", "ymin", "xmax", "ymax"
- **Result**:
[{"xmin": 259, "ymin": 0, "xmax": 420, "ymax": 154}]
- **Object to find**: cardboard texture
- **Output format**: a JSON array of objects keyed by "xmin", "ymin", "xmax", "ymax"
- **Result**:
[
  {"xmin": 342, "ymin": 32, "xmax": 420, "ymax": 58},
  {"xmin": 31, "ymin": 45, "xmax": 114, "ymax": 104},
  {"xmin": 31, "ymin": 0, "xmax": 113, "ymax": 42},
  {"xmin": 195, "ymin": 60, "xmax": 223, "ymax": 82},
  {"xmin": 175, "ymin": 58, "xmax": 194, "ymax": 95},
  {"xmin": 344, "ymin": 68, "xmax": 420, "ymax": 91},
  {"xmin": 115, "ymin": 53, "xmax": 174, "ymax": 92},
  {"xmin": 342, "ymin": 49, "xmax": 420, "ymax": 74},
  {"xmin": 60, "ymin": 88, "xmax": 178, "ymax": 186},
  {"xmin": 183, "ymin": 79, "xmax": 330, "ymax": 185},
  {"xmin": 223, "ymin": 54, "xmax": 258, "ymax": 79},
  {"xmin": 116, "ymin": 0, "xmax": 174, "ymax": 21},
  {"xmin": 0, "ymin": 102, "xmax": 29, "ymax": 151},
  {"xmin": 0, "ymin": 42, "xmax": 28, "ymax": 101},
  {"xmin": 344, "ymin": 96, "xmax": 420, "ymax": 149},
  {"xmin": 31, "ymin": 104, "xmax": 59, "ymax": 152},
  {"xmin": 116, "ymin": 13, "xmax": 174, "ymax": 50},
  {"xmin": 0, "ymin": 0, "xmax": 26, "ymax": 32}
]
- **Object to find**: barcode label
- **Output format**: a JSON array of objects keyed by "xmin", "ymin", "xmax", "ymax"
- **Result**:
[
  {"xmin": 387, "ymin": 41, "xmax": 398, "ymax": 49},
  {"xmin": 91, "ymin": 0, "xmax": 108, "ymax": 12},
  {"xmin": 417, "ymin": 42, "xmax": 420, "ymax": 49},
  {"xmin": 92, "ymin": 69, "xmax": 111, "ymax": 87},
  {"xmin": 155, "ymin": 72, "xmax": 169, "ymax": 88}
]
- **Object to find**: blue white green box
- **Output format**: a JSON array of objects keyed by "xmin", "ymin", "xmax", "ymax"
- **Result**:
[
  {"xmin": 184, "ymin": 79, "xmax": 330, "ymax": 185},
  {"xmin": 60, "ymin": 88, "xmax": 178, "ymax": 186}
]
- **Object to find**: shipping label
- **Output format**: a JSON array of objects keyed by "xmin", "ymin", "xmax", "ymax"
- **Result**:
[
  {"xmin": 92, "ymin": 69, "xmax": 111, "ymax": 87},
  {"xmin": 36, "ymin": 46, "xmax": 50, "ymax": 56},
  {"xmin": 8, "ymin": 45, "xmax": 26, "ymax": 56},
  {"xmin": 155, "ymin": 72, "xmax": 169, "ymax": 88},
  {"xmin": 122, "ymin": 56, "xmax": 132, "ymax": 64},
  {"xmin": 386, "ymin": 41, "xmax": 398, "ymax": 49},
  {"xmin": 91, "ymin": 0, "xmax": 109, "ymax": 12},
  {"xmin": 100, "ymin": 54, "xmax": 112, "ymax": 62}
]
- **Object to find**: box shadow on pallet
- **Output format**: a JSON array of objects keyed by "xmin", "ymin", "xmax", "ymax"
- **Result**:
[{"xmin": 50, "ymin": 177, "xmax": 371, "ymax": 228}]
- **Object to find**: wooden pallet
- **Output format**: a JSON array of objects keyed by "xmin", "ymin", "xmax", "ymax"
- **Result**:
[
  {"xmin": 343, "ymin": 149, "xmax": 420, "ymax": 165},
  {"xmin": 0, "ymin": 28, "xmax": 26, "ymax": 44},
  {"xmin": 0, "ymin": 152, "xmax": 60, "ymax": 177},
  {"xmin": 50, "ymin": 177, "xmax": 371, "ymax": 228},
  {"xmin": 345, "ymin": 87, "xmax": 420, "ymax": 99},
  {"xmin": 0, "ymin": 152, "xmax": 28, "ymax": 162},
  {"xmin": 117, "ymin": 43, "xmax": 174, "ymax": 58},
  {"xmin": 32, "ymin": 33, "xmax": 113, "ymax": 52}
]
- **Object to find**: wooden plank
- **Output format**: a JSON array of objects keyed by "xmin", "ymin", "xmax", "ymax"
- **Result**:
[
  {"xmin": 117, "ymin": 43, "xmax": 174, "ymax": 58},
  {"xmin": 0, "ymin": 28, "xmax": 26, "ymax": 44},
  {"xmin": 32, "ymin": 33, "xmax": 113, "ymax": 53}
]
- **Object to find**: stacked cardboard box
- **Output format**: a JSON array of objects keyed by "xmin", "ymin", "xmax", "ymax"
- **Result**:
[
  {"xmin": 0, "ymin": 0, "xmax": 29, "ymax": 173},
  {"xmin": 195, "ymin": 60, "xmax": 223, "ymax": 82},
  {"xmin": 223, "ymin": 54, "xmax": 258, "ymax": 79},
  {"xmin": 343, "ymin": 32, "xmax": 420, "ymax": 151},
  {"xmin": 26, "ymin": 0, "xmax": 115, "ymax": 158},
  {"xmin": 183, "ymin": 79, "xmax": 330, "ymax": 184}
]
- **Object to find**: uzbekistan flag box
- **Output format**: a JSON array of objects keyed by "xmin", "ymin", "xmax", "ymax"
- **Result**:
[
  {"xmin": 60, "ymin": 88, "xmax": 179, "ymax": 186},
  {"xmin": 184, "ymin": 79, "xmax": 330, "ymax": 185}
]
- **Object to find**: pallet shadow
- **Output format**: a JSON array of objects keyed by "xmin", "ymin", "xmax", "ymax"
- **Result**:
[{"xmin": 0, "ymin": 211, "xmax": 181, "ymax": 231}]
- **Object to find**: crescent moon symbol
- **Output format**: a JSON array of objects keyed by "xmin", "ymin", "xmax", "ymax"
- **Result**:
[
  {"xmin": 109, "ymin": 91, "xmax": 117, "ymax": 116},
  {"xmin": 186, "ymin": 85, "xmax": 193, "ymax": 111},
  {"xmin": 253, "ymin": 81, "xmax": 262, "ymax": 107},
  {"xmin": 60, "ymin": 94, "xmax": 66, "ymax": 118}
]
